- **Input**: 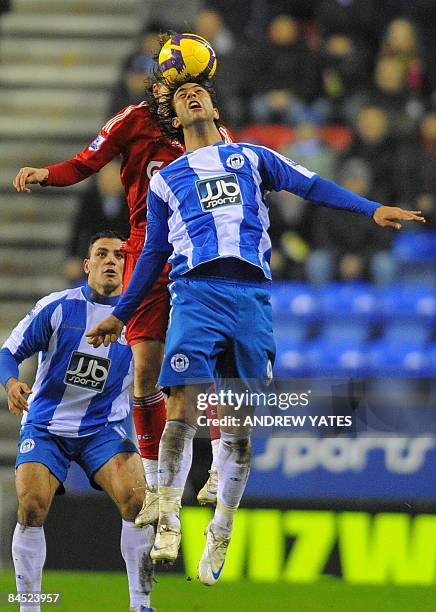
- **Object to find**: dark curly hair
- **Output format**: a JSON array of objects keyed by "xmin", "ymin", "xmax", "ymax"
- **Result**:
[{"xmin": 147, "ymin": 78, "xmax": 221, "ymax": 145}]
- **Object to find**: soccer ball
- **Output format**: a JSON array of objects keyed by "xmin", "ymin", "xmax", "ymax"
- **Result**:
[{"xmin": 158, "ymin": 33, "xmax": 217, "ymax": 85}]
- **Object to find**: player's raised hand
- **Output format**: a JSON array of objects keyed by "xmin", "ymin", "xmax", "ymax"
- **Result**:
[
  {"xmin": 373, "ymin": 206, "xmax": 426, "ymax": 230},
  {"xmin": 6, "ymin": 379, "xmax": 32, "ymax": 415},
  {"xmin": 13, "ymin": 167, "xmax": 49, "ymax": 193},
  {"xmin": 86, "ymin": 315, "xmax": 124, "ymax": 348}
]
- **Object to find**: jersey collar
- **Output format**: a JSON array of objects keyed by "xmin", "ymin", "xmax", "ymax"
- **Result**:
[{"xmin": 82, "ymin": 284, "xmax": 119, "ymax": 306}]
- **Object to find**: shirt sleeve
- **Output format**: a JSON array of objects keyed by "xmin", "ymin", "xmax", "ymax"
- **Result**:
[
  {"xmin": 305, "ymin": 177, "xmax": 381, "ymax": 217},
  {"xmin": 0, "ymin": 351, "xmax": 19, "ymax": 387},
  {"xmin": 112, "ymin": 183, "xmax": 172, "ymax": 324},
  {"xmin": 256, "ymin": 145, "xmax": 318, "ymax": 198},
  {"xmin": 0, "ymin": 299, "xmax": 56, "ymax": 387},
  {"xmin": 255, "ymin": 145, "xmax": 380, "ymax": 217},
  {"xmin": 45, "ymin": 107, "xmax": 130, "ymax": 186}
]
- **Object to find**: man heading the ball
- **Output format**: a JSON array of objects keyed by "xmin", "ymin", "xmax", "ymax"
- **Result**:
[
  {"xmin": 86, "ymin": 80, "xmax": 425, "ymax": 585},
  {"xmin": 0, "ymin": 232, "xmax": 155, "ymax": 612}
]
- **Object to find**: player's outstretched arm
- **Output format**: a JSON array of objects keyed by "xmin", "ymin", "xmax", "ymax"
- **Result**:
[
  {"xmin": 86, "ymin": 315, "xmax": 124, "ymax": 349},
  {"xmin": 13, "ymin": 167, "xmax": 49, "ymax": 192},
  {"xmin": 12, "ymin": 108, "xmax": 130, "ymax": 192},
  {"xmin": 373, "ymin": 206, "xmax": 426, "ymax": 229},
  {"xmin": 256, "ymin": 149, "xmax": 427, "ymax": 226},
  {"xmin": 5, "ymin": 378, "xmax": 32, "ymax": 415}
]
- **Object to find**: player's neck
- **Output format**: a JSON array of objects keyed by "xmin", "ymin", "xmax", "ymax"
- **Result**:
[
  {"xmin": 85, "ymin": 282, "xmax": 121, "ymax": 303},
  {"xmin": 183, "ymin": 122, "xmax": 222, "ymax": 152}
]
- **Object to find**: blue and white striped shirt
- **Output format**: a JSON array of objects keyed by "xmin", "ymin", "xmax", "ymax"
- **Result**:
[
  {"xmin": 147, "ymin": 142, "xmax": 318, "ymax": 278},
  {"xmin": 0, "ymin": 284, "xmax": 133, "ymax": 437},
  {"xmin": 113, "ymin": 141, "xmax": 380, "ymax": 323}
]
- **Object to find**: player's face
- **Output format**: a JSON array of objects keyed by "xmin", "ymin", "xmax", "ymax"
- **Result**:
[
  {"xmin": 83, "ymin": 238, "xmax": 124, "ymax": 296},
  {"xmin": 172, "ymin": 83, "xmax": 219, "ymax": 128}
]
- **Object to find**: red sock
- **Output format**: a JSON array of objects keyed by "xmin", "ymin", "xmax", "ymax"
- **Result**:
[
  {"xmin": 133, "ymin": 391, "xmax": 166, "ymax": 460},
  {"xmin": 206, "ymin": 403, "xmax": 220, "ymax": 441}
]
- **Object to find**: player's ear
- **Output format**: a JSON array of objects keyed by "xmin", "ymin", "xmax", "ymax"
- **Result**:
[
  {"xmin": 213, "ymin": 107, "xmax": 219, "ymax": 120},
  {"xmin": 83, "ymin": 258, "xmax": 90, "ymax": 275},
  {"xmin": 172, "ymin": 116, "xmax": 181, "ymax": 129}
]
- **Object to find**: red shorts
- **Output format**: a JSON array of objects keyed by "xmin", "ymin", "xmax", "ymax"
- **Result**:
[{"xmin": 121, "ymin": 229, "xmax": 171, "ymax": 346}]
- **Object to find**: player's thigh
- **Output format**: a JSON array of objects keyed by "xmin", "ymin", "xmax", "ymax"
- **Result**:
[
  {"xmin": 233, "ymin": 284, "xmax": 275, "ymax": 382},
  {"xmin": 15, "ymin": 463, "xmax": 61, "ymax": 524},
  {"xmin": 93, "ymin": 451, "xmax": 145, "ymax": 517},
  {"xmin": 125, "ymin": 283, "xmax": 170, "ymax": 347},
  {"xmin": 159, "ymin": 279, "xmax": 231, "ymax": 389}
]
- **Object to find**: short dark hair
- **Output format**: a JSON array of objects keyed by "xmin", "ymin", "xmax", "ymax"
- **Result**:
[
  {"xmin": 87, "ymin": 230, "xmax": 125, "ymax": 256},
  {"xmin": 146, "ymin": 77, "xmax": 221, "ymax": 145}
]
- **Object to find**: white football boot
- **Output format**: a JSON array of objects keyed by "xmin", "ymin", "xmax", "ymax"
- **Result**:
[
  {"xmin": 197, "ymin": 469, "xmax": 218, "ymax": 506},
  {"xmin": 198, "ymin": 522, "xmax": 230, "ymax": 586},
  {"xmin": 135, "ymin": 486, "xmax": 159, "ymax": 527},
  {"xmin": 150, "ymin": 522, "xmax": 181, "ymax": 563}
]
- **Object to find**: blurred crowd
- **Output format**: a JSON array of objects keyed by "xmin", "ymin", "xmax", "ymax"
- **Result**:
[{"xmin": 65, "ymin": 0, "xmax": 436, "ymax": 286}]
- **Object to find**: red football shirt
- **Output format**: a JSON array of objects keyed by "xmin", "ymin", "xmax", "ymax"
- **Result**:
[{"xmin": 45, "ymin": 102, "xmax": 233, "ymax": 235}]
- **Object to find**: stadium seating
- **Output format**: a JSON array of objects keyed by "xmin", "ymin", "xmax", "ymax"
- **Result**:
[
  {"xmin": 0, "ymin": 0, "xmax": 145, "ymax": 464},
  {"xmin": 318, "ymin": 281, "xmax": 377, "ymax": 321},
  {"xmin": 273, "ymin": 281, "xmax": 435, "ymax": 378},
  {"xmin": 271, "ymin": 281, "xmax": 318, "ymax": 321},
  {"xmin": 274, "ymin": 339, "xmax": 306, "ymax": 377},
  {"xmin": 304, "ymin": 338, "xmax": 367, "ymax": 376},
  {"xmin": 393, "ymin": 231, "xmax": 436, "ymax": 263},
  {"xmin": 378, "ymin": 283, "xmax": 436, "ymax": 321},
  {"xmin": 392, "ymin": 232, "xmax": 436, "ymax": 284}
]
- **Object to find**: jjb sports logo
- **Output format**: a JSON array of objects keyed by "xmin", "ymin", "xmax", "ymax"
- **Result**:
[
  {"xmin": 196, "ymin": 174, "xmax": 242, "ymax": 211},
  {"xmin": 64, "ymin": 351, "xmax": 111, "ymax": 393}
]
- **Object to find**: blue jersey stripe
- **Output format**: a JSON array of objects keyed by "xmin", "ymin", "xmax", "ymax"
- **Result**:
[
  {"xmin": 27, "ymin": 297, "xmax": 87, "ymax": 428},
  {"xmin": 163, "ymin": 154, "xmax": 219, "ymax": 270},
  {"xmin": 77, "ymin": 340, "xmax": 131, "ymax": 435},
  {"xmin": 216, "ymin": 145, "xmax": 264, "ymax": 268}
]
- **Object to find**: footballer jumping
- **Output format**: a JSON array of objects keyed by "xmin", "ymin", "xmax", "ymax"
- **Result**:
[{"xmin": 87, "ymin": 79, "xmax": 425, "ymax": 585}]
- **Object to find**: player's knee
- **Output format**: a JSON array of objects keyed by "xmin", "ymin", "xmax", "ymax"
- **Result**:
[
  {"xmin": 166, "ymin": 386, "xmax": 187, "ymax": 420},
  {"xmin": 134, "ymin": 359, "xmax": 160, "ymax": 391},
  {"xmin": 118, "ymin": 488, "xmax": 144, "ymax": 521},
  {"xmin": 17, "ymin": 493, "xmax": 50, "ymax": 526}
]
